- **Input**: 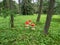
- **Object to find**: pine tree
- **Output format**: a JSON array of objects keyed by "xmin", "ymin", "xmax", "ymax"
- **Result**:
[{"xmin": 21, "ymin": 0, "xmax": 34, "ymax": 15}]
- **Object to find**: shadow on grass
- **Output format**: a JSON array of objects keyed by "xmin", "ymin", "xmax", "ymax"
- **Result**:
[{"xmin": 52, "ymin": 18, "xmax": 60, "ymax": 23}]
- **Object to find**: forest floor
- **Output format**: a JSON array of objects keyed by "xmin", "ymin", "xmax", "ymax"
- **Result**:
[{"xmin": 0, "ymin": 14, "xmax": 60, "ymax": 45}]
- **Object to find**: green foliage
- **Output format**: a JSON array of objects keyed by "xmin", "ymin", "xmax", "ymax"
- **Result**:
[
  {"xmin": 21, "ymin": 0, "xmax": 34, "ymax": 15},
  {"xmin": 54, "ymin": 1, "xmax": 60, "ymax": 14},
  {"xmin": 0, "ymin": 0, "xmax": 18, "ymax": 18},
  {"xmin": 0, "ymin": 0, "xmax": 60, "ymax": 15},
  {"xmin": 0, "ymin": 15, "xmax": 60, "ymax": 45},
  {"xmin": 42, "ymin": 0, "xmax": 60, "ymax": 14}
]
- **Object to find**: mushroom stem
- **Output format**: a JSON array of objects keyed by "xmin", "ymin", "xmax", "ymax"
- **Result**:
[{"xmin": 31, "ymin": 27, "xmax": 35, "ymax": 30}]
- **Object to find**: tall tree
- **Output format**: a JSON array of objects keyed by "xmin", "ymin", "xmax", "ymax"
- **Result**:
[
  {"xmin": 3, "ymin": 0, "xmax": 10, "ymax": 9},
  {"xmin": 3, "ymin": 0, "xmax": 7, "ymax": 9},
  {"xmin": 36, "ymin": 0, "xmax": 43, "ymax": 22},
  {"xmin": 21, "ymin": 0, "xmax": 34, "ymax": 15},
  {"xmin": 9, "ymin": 0, "xmax": 14, "ymax": 28},
  {"xmin": 18, "ymin": 0, "xmax": 21, "ymax": 14},
  {"xmin": 44, "ymin": 0, "xmax": 55, "ymax": 34},
  {"xmin": 3, "ymin": 0, "xmax": 10, "ymax": 18},
  {"xmin": 0, "ymin": 3, "xmax": 1, "ymax": 15}
]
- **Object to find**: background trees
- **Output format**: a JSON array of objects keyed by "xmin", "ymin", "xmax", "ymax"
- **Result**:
[
  {"xmin": 54, "ymin": 0, "xmax": 60, "ymax": 14},
  {"xmin": 21, "ymin": 0, "xmax": 34, "ymax": 15},
  {"xmin": 0, "ymin": 0, "xmax": 60, "ymax": 15}
]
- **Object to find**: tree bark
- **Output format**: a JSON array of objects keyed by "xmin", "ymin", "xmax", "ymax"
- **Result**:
[
  {"xmin": 36, "ymin": 0, "xmax": 43, "ymax": 22},
  {"xmin": 6, "ymin": 0, "xmax": 9, "ymax": 9},
  {"xmin": 18, "ymin": 0, "xmax": 21, "ymax": 14},
  {"xmin": 44, "ymin": 0, "xmax": 55, "ymax": 34},
  {"xmin": 9, "ymin": 0, "xmax": 14, "ymax": 28},
  {"xmin": 0, "ymin": 6, "xmax": 1, "ymax": 15}
]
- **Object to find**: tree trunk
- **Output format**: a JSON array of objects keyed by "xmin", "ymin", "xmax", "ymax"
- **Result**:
[
  {"xmin": 0, "ymin": 6, "xmax": 1, "ymax": 15},
  {"xmin": 6, "ymin": 0, "xmax": 9, "ymax": 9},
  {"xmin": 9, "ymin": 0, "xmax": 14, "ymax": 28},
  {"xmin": 10, "ymin": 14, "xmax": 14, "ymax": 28},
  {"xmin": 18, "ymin": 0, "xmax": 21, "ymax": 14},
  {"xmin": 44, "ymin": 0, "xmax": 55, "ymax": 34},
  {"xmin": 36, "ymin": 0, "xmax": 43, "ymax": 22}
]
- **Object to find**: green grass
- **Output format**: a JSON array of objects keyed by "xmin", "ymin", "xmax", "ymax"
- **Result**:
[{"xmin": 0, "ymin": 15, "xmax": 60, "ymax": 45}]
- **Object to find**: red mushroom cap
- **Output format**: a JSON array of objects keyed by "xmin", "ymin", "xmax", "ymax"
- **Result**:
[
  {"xmin": 25, "ymin": 21, "xmax": 30, "ymax": 24},
  {"xmin": 31, "ymin": 23, "xmax": 35, "ymax": 27}
]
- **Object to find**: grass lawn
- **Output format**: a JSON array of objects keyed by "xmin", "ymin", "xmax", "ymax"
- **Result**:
[{"xmin": 0, "ymin": 14, "xmax": 60, "ymax": 45}]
